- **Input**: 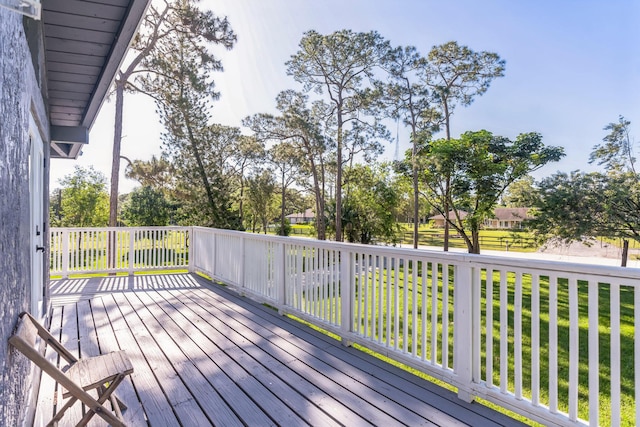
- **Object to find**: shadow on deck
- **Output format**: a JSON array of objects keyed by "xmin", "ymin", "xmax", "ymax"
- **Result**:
[{"xmin": 39, "ymin": 273, "xmax": 526, "ymax": 426}]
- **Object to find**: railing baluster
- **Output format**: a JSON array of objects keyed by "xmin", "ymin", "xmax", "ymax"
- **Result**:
[
  {"xmin": 386, "ymin": 257, "xmax": 391, "ymax": 347},
  {"xmin": 421, "ymin": 262, "xmax": 427, "ymax": 361},
  {"xmin": 431, "ymin": 261, "xmax": 437, "ymax": 365},
  {"xmin": 412, "ymin": 258, "xmax": 418, "ymax": 356},
  {"xmin": 531, "ymin": 274, "xmax": 540, "ymax": 406},
  {"xmin": 500, "ymin": 269, "xmax": 508, "ymax": 394},
  {"xmin": 378, "ymin": 255, "xmax": 383, "ymax": 344},
  {"xmin": 443, "ymin": 263, "xmax": 450, "ymax": 368},
  {"xmin": 515, "ymin": 271, "xmax": 523, "ymax": 400},
  {"xmin": 549, "ymin": 274, "xmax": 558, "ymax": 413},
  {"xmin": 611, "ymin": 282, "xmax": 621, "ymax": 427},
  {"xmin": 486, "ymin": 268, "xmax": 494, "ymax": 388},
  {"xmin": 568, "ymin": 277, "xmax": 579, "ymax": 420},
  {"xmin": 588, "ymin": 279, "xmax": 599, "ymax": 427},
  {"xmin": 394, "ymin": 257, "xmax": 399, "ymax": 352},
  {"xmin": 636, "ymin": 284, "xmax": 640, "ymax": 427}
]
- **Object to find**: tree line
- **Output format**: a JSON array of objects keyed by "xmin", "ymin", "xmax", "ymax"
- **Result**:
[{"xmin": 50, "ymin": 1, "xmax": 638, "ymax": 264}]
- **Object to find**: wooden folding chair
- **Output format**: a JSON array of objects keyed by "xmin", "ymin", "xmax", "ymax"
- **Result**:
[{"xmin": 9, "ymin": 311, "xmax": 133, "ymax": 427}]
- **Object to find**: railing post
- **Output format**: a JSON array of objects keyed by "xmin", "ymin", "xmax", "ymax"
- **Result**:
[
  {"xmin": 128, "ymin": 229, "xmax": 135, "ymax": 275},
  {"xmin": 454, "ymin": 261, "xmax": 476, "ymax": 402},
  {"xmin": 61, "ymin": 229, "xmax": 69, "ymax": 279},
  {"xmin": 240, "ymin": 234, "xmax": 246, "ymax": 290},
  {"xmin": 340, "ymin": 248, "xmax": 354, "ymax": 346},
  {"xmin": 188, "ymin": 227, "xmax": 195, "ymax": 273},
  {"xmin": 278, "ymin": 241, "xmax": 287, "ymax": 314}
]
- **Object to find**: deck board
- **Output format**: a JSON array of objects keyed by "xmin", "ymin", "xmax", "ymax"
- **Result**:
[{"xmin": 38, "ymin": 273, "xmax": 528, "ymax": 426}]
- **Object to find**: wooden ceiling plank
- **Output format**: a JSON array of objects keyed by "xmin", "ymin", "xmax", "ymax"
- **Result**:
[
  {"xmin": 48, "ymin": 98, "xmax": 88, "ymax": 108},
  {"xmin": 48, "ymin": 71, "xmax": 98, "ymax": 85},
  {"xmin": 50, "ymin": 105, "xmax": 85, "ymax": 115},
  {"xmin": 46, "ymin": 52, "xmax": 105, "ymax": 67},
  {"xmin": 42, "ymin": 10, "xmax": 120, "ymax": 33},
  {"xmin": 48, "ymin": 90, "xmax": 92, "ymax": 102},
  {"xmin": 46, "ymin": 38, "xmax": 112, "ymax": 58},
  {"xmin": 48, "ymin": 80, "xmax": 95, "ymax": 94},
  {"xmin": 44, "ymin": 0, "xmax": 126, "ymax": 21},
  {"xmin": 44, "ymin": 24, "xmax": 116, "ymax": 45}
]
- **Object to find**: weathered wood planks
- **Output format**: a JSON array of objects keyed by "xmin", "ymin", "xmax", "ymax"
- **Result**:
[{"xmin": 41, "ymin": 274, "xmax": 526, "ymax": 427}]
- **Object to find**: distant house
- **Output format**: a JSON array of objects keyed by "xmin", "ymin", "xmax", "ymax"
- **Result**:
[
  {"xmin": 484, "ymin": 208, "xmax": 531, "ymax": 229},
  {"xmin": 428, "ymin": 211, "xmax": 468, "ymax": 228},
  {"xmin": 286, "ymin": 208, "xmax": 315, "ymax": 224},
  {"xmin": 429, "ymin": 208, "xmax": 531, "ymax": 229}
]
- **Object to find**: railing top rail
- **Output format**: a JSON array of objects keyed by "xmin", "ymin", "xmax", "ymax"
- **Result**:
[
  {"xmin": 193, "ymin": 226, "xmax": 640, "ymax": 281},
  {"xmin": 51, "ymin": 226, "xmax": 191, "ymax": 232}
]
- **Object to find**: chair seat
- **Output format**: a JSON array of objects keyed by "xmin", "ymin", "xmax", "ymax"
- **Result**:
[{"xmin": 63, "ymin": 351, "xmax": 133, "ymax": 398}]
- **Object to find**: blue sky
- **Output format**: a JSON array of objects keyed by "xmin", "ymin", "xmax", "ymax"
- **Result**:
[{"xmin": 51, "ymin": 0, "xmax": 640, "ymax": 192}]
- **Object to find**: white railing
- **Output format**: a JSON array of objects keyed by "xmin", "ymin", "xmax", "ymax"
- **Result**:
[
  {"xmin": 51, "ymin": 226, "xmax": 640, "ymax": 426},
  {"xmin": 50, "ymin": 227, "xmax": 190, "ymax": 276}
]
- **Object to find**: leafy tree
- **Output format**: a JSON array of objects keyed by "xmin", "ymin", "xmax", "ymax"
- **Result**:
[
  {"xmin": 245, "ymin": 170, "xmax": 277, "ymax": 233},
  {"xmin": 529, "ymin": 171, "xmax": 605, "ymax": 242},
  {"xmin": 329, "ymin": 163, "xmax": 401, "ymax": 244},
  {"xmin": 286, "ymin": 29, "xmax": 391, "ymax": 241},
  {"xmin": 502, "ymin": 175, "xmax": 537, "ymax": 207},
  {"xmin": 121, "ymin": 186, "xmax": 170, "ymax": 226},
  {"xmin": 56, "ymin": 166, "xmax": 109, "ymax": 227},
  {"xmin": 124, "ymin": 155, "xmax": 175, "ymax": 192},
  {"xmin": 419, "ymin": 130, "xmax": 563, "ymax": 253},
  {"xmin": 422, "ymin": 41, "xmax": 505, "ymax": 250},
  {"xmin": 590, "ymin": 116, "xmax": 639, "ymax": 265},
  {"xmin": 244, "ymin": 90, "xmax": 330, "ymax": 239},
  {"xmin": 141, "ymin": 4, "xmax": 240, "ymax": 229},
  {"xmin": 108, "ymin": 0, "xmax": 236, "ymax": 228},
  {"xmin": 49, "ymin": 188, "xmax": 63, "ymax": 227},
  {"xmin": 530, "ymin": 118, "xmax": 640, "ymax": 266},
  {"xmin": 380, "ymin": 45, "xmax": 440, "ymax": 248},
  {"xmin": 266, "ymin": 142, "xmax": 300, "ymax": 236},
  {"xmin": 590, "ymin": 116, "xmax": 636, "ymax": 173}
]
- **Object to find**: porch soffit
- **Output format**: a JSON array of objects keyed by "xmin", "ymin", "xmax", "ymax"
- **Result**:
[{"xmin": 42, "ymin": 0, "xmax": 150, "ymax": 159}]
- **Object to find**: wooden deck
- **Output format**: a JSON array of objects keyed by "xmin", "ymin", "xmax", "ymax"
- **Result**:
[{"xmin": 39, "ymin": 273, "xmax": 526, "ymax": 426}]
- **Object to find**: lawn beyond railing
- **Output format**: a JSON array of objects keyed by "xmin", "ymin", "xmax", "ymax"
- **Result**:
[{"xmin": 50, "ymin": 227, "xmax": 640, "ymax": 426}]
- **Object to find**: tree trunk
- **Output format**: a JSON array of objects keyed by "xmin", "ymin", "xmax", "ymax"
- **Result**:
[
  {"xmin": 110, "ymin": 78, "xmax": 124, "ymax": 228},
  {"xmin": 443, "ymin": 101, "xmax": 451, "ymax": 252},
  {"xmin": 621, "ymin": 239, "xmax": 629, "ymax": 267},
  {"xmin": 335, "ymin": 110, "xmax": 343, "ymax": 242},
  {"xmin": 471, "ymin": 228, "xmax": 480, "ymax": 254},
  {"xmin": 280, "ymin": 168, "xmax": 286, "ymax": 235},
  {"xmin": 108, "ymin": 78, "xmax": 125, "ymax": 271},
  {"xmin": 443, "ymin": 177, "xmax": 450, "ymax": 252},
  {"xmin": 184, "ymin": 114, "xmax": 218, "ymax": 225},
  {"xmin": 412, "ymin": 144, "xmax": 419, "ymax": 249}
]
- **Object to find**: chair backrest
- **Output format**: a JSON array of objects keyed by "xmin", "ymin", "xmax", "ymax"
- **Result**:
[
  {"xmin": 9, "ymin": 312, "xmax": 78, "ymax": 367},
  {"xmin": 11, "ymin": 312, "xmax": 39, "ymax": 350}
]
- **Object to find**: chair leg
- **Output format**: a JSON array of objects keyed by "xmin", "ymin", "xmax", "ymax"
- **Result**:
[
  {"xmin": 47, "ymin": 396, "xmax": 78, "ymax": 427},
  {"xmin": 76, "ymin": 374, "xmax": 126, "ymax": 427}
]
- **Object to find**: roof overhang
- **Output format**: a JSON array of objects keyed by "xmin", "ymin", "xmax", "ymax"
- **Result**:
[{"xmin": 43, "ymin": 0, "xmax": 150, "ymax": 159}]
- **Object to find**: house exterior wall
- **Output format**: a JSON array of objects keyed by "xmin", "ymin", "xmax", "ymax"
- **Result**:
[{"xmin": 0, "ymin": 9, "xmax": 50, "ymax": 426}]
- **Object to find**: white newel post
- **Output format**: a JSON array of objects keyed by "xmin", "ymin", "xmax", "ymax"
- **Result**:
[
  {"xmin": 340, "ymin": 249, "xmax": 354, "ymax": 346},
  {"xmin": 128, "ymin": 229, "xmax": 135, "ymax": 275},
  {"xmin": 454, "ymin": 262, "xmax": 476, "ymax": 402},
  {"xmin": 240, "ymin": 235, "xmax": 246, "ymax": 290},
  {"xmin": 61, "ymin": 229, "xmax": 69, "ymax": 279},
  {"xmin": 278, "ymin": 242, "xmax": 287, "ymax": 314},
  {"xmin": 188, "ymin": 227, "xmax": 195, "ymax": 273}
]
